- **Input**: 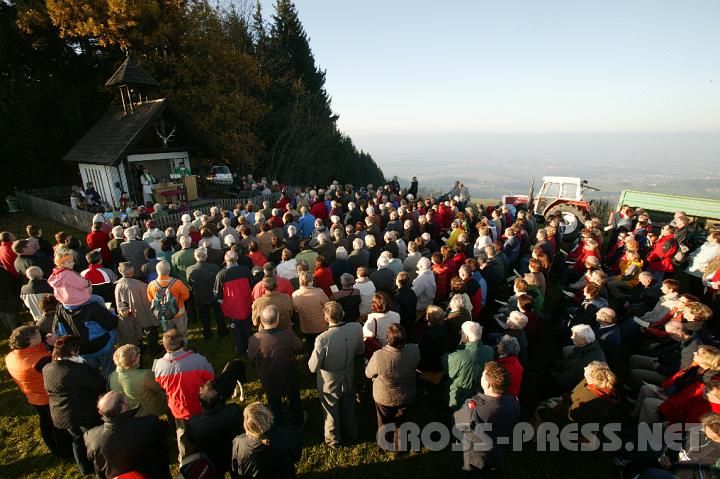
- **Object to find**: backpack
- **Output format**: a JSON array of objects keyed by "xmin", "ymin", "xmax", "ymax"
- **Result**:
[
  {"xmin": 53, "ymin": 304, "xmax": 110, "ymax": 343},
  {"xmin": 150, "ymin": 279, "xmax": 179, "ymax": 331}
]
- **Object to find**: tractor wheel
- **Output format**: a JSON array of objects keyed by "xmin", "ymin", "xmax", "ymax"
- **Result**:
[{"xmin": 544, "ymin": 204, "xmax": 588, "ymax": 243}]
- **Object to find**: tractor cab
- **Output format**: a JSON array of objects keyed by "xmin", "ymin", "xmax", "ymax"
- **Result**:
[
  {"xmin": 530, "ymin": 177, "xmax": 598, "ymax": 241},
  {"xmin": 533, "ymin": 177, "xmax": 583, "ymax": 215}
]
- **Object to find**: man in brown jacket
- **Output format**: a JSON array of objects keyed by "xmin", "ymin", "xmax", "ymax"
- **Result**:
[
  {"xmin": 251, "ymin": 277, "xmax": 294, "ymax": 330},
  {"xmin": 247, "ymin": 305, "xmax": 305, "ymax": 428}
]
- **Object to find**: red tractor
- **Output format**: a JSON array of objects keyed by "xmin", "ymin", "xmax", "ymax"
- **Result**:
[{"xmin": 503, "ymin": 176, "xmax": 598, "ymax": 241}]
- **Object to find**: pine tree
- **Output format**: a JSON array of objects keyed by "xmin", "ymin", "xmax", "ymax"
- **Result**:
[{"xmin": 5, "ymin": 0, "xmax": 384, "ymax": 190}]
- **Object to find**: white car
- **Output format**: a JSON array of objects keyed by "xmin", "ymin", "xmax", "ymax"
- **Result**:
[{"xmin": 207, "ymin": 165, "xmax": 233, "ymax": 183}]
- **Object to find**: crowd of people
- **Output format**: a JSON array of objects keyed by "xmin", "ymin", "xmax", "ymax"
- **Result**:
[{"xmin": 2, "ymin": 175, "xmax": 720, "ymax": 479}]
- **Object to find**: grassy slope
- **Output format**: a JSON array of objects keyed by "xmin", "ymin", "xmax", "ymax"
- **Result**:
[{"xmin": 0, "ymin": 212, "xmax": 617, "ymax": 478}]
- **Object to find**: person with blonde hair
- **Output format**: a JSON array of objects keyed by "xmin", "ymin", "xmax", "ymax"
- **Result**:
[
  {"xmin": 108, "ymin": 344, "xmax": 167, "ymax": 417},
  {"xmin": 231, "ymin": 402, "xmax": 301, "ymax": 477},
  {"xmin": 636, "ymin": 345, "xmax": 720, "ymax": 423},
  {"xmin": 535, "ymin": 361, "xmax": 618, "ymax": 426}
]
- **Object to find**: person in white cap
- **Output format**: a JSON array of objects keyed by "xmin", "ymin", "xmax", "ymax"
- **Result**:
[
  {"xmin": 177, "ymin": 214, "xmax": 193, "ymax": 237},
  {"xmin": 412, "ymin": 257, "xmax": 436, "ymax": 314}
]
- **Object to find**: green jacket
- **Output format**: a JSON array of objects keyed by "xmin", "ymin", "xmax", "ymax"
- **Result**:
[
  {"xmin": 171, "ymin": 248, "xmax": 197, "ymax": 285},
  {"xmin": 108, "ymin": 366, "xmax": 167, "ymax": 417},
  {"xmin": 528, "ymin": 284, "xmax": 544, "ymax": 312},
  {"xmin": 442, "ymin": 341, "xmax": 494, "ymax": 410}
]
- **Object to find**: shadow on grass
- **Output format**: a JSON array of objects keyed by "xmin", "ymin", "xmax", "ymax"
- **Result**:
[{"xmin": 0, "ymin": 452, "xmax": 76, "ymax": 479}]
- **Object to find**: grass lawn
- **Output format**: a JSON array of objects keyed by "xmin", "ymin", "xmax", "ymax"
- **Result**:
[{"xmin": 0, "ymin": 212, "xmax": 619, "ymax": 478}]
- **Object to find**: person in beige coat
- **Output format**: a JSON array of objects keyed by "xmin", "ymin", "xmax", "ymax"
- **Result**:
[
  {"xmin": 252, "ymin": 276, "xmax": 294, "ymax": 330},
  {"xmin": 114, "ymin": 262, "xmax": 160, "ymax": 352},
  {"xmin": 308, "ymin": 301, "xmax": 364, "ymax": 448},
  {"xmin": 292, "ymin": 271, "xmax": 329, "ymax": 347}
]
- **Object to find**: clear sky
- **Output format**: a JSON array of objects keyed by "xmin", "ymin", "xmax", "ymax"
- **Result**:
[{"xmin": 258, "ymin": 0, "xmax": 719, "ymax": 170}]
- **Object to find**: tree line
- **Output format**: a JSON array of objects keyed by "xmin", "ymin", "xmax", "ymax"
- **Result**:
[{"xmin": 0, "ymin": 0, "xmax": 385, "ymax": 193}]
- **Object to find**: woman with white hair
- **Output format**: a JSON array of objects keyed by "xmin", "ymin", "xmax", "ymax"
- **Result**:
[
  {"xmin": 550, "ymin": 324, "xmax": 606, "ymax": 393},
  {"xmin": 412, "ymin": 257, "xmax": 436, "ymax": 315},
  {"xmin": 370, "ymin": 255, "xmax": 396, "ymax": 295},
  {"xmin": 177, "ymin": 214, "xmax": 193, "ymax": 237},
  {"xmin": 445, "ymin": 294, "xmax": 471, "ymax": 350},
  {"xmin": 20, "ymin": 266, "xmax": 53, "ymax": 321},
  {"xmin": 444, "ymin": 321, "xmax": 494, "ymax": 410},
  {"xmin": 284, "ymin": 225, "xmax": 300, "ymax": 255},
  {"xmin": 497, "ymin": 335, "xmax": 523, "ymax": 397},
  {"xmin": 403, "ymin": 240, "xmax": 422, "ymax": 281},
  {"xmin": 348, "ymin": 237, "xmax": 370, "ymax": 270},
  {"xmin": 148, "ymin": 228, "xmax": 165, "ymax": 257},
  {"xmin": 504, "ymin": 311, "xmax": 529, "ymax": 365}
]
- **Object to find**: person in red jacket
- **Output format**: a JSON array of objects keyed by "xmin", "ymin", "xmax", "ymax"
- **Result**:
[
  {"xmin": 635, "ymin": 345, "xmax": 720, "ymax": 424},
  {"xmin": 647, "ymin": 224, "xmax": 679, "ymax": 282},
  {"xmin": 246, "ymin": 241, "xmax": 268, "ymax": 268},
  {"xmin": 310, "ymin": 197, "xmax": 327, "ymax": 223},
  {"xmin": 275, "ymin": 192, "xmax": 290, "ymax": 211},
  {"xmin": 86, "ymin": 222, "xmax": 112, "ymax": 266},
  {"xmin": 214, "ymin": 249, "xmax": 253, "ymax": 355},
  {"xmin": 496, "ymin": 335, "xmax": 523, "ymax": 397},
  {"xmin": 313, "ymin": 256, "xmax": 335, "ymax": 298},
  {"xmin": 571, "ymin": 238, "xmax": 600, "ymax": 273},
  {"xmin": 438, "ymin": 202, "xmax": 453, "ymax": 230},
  {"xmin": 661, "ymin": 380, "xmax": 720, "ymax": 426},
  {"xmin": 567, "ymin": 229, "xmax": 592, "ymax": 262},
  {"xmin": 152, "ymin": 328, "xmax": 214, "ymax": 462},
  {"xmin": 0, "ymin": 231, "xmax": 19, "ymax": 277},
  {"xmin": 431, "ymin": 252, "xmax": 450, "ymax": 302}
]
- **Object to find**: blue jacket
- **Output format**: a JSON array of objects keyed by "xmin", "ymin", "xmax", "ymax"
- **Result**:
[
  {"xmin": 596, "ymin": 324, "xmax": 621, "ymax": 368},
  {"xmin": 503, "ymin": 236, "xmax": 520, "ymax": 263},
  {"xmin": 298, "ymin": 213, "xmax": 316, "ymax": 239}
]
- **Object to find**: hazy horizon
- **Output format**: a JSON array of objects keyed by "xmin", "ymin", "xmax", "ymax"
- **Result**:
[
  {"xmin": 352, "ymin": 131, "xmax": 720, "ymax": 200},
  {"xmin": 255, "ymin": 0, "xmax": 719, "ymax": 190}
]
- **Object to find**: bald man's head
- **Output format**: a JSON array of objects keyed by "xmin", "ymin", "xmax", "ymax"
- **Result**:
[
  {"xmin": 97, "ymin": 391, "xmax": 128, "ymax": 419},
  {"xmin": 261, "ymin": 305, "xmax": 279, "ymax": 328}
]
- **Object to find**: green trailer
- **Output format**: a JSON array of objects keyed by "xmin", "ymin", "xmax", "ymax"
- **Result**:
[{"xmin": 616, "ymin": 190, "xmax": 720, "ymax": 225}]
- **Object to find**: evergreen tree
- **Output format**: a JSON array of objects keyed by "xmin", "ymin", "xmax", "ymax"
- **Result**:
[{"xmin": 3, "ymin": 0, "xmax": 384, "ymax": 193}]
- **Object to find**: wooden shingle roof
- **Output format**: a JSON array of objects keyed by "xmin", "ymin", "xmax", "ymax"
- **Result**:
[
  {"xmin": 105, "ymin": 56, "xmax": 160, "ymax": 87},
  {"xmin": 63, "ymin": 99, "xmax": 167, "ymax": 165}
]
